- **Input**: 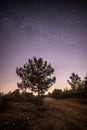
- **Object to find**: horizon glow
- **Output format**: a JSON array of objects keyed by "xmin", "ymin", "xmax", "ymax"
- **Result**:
[{"xmin": 0, "ymin": 1, "xmax": 87, "ymax": 93}]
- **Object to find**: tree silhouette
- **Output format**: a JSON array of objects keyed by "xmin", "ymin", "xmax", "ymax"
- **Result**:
[
  {"xmin": 84, "ymin": 75, "xmax": 87, "ymax": 93},
  {"xmin": 52, "ymin": 89, "xmax": 62, "ymax": 99},
  {"xmin": 16, "ymin": 57, "xmax": 56, "ymax": 105},
  {"xmin": 67, "ymin": 72, "xmax": 81, "ymax": 90}
]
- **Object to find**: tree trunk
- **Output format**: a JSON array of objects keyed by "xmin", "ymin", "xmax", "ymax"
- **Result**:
[{"xmin": 38, "ymin": 89, "xmax": 41, "ymax": 110}]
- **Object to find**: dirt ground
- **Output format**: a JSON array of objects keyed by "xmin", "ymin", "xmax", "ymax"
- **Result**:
[
  {"xmin": 42, "ymin": 98, "xmax": 87, "ymax": 130},
  {"xmin": 0, "ymin": 98, "xmax": 87, "ymax": 130}
]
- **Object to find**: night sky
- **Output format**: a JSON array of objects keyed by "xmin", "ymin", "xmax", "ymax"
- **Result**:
[{"xmin": 0, "ymin": 0, "xmax": 87, "ymax": 93}]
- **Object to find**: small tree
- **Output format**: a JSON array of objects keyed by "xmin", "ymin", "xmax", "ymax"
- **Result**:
[
  {"xmin": 67, "ymin": 72, "xmax": 81, "ymax": 90},
  {"xmin": 16, "ymin": 57, "xmax": 56, "ymax": 105},
  {"xmin": 84, "ymin": 75, "xmax": 87, "ymax": 93}
]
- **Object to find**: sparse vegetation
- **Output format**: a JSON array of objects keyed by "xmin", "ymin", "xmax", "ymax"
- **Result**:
[
  {"xmin": 0, "ymin": 66, "xmax": 87, "ymax": 130},
  {"xmin": 48, "ymin": 73, "xmax": 87, "ymax": 99},
  {"xmin": 0, "ymin": 97, "xmax": 87, "ymax": 130}
]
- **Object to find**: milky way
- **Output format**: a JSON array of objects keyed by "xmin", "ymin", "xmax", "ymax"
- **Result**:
[{"xmin": 0, "ymin": 0, "xmax": 87, "ymax": 93}]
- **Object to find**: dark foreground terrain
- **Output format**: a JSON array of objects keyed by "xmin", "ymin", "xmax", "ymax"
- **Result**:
[{"xmin": 0, "ymin": 98, "xmax": 87, "ymax": 130}]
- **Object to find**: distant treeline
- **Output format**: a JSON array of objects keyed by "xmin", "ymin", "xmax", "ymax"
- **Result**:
[{"xmin": 47, "ymin": 73, "xmax": 87, "ymax": 99}]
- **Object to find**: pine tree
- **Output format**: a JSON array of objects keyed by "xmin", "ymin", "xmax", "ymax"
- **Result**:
[{"xmin": 16, "ymin": 57, "xmax": 56, "ymax": 105}]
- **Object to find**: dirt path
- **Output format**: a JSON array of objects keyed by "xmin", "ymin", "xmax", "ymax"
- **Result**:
[
  {"xmin": 0, "ymin": 98, "xmax": 87, "ymax": 130},
  {"xmin": 37, "ymin": 98, "xmax": 87, "ymax": 130}
]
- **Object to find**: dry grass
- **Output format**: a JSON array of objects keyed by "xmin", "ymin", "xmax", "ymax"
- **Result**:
[{"xmin": 0, "ymin": 98, "xmax": 87, "ymax": 130}]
